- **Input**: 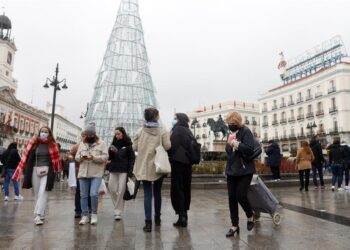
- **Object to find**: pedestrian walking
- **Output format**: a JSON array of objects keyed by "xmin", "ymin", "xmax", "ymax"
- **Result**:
[
  {"xmin": 328, "ymin": 137, "xmax": 347, "ymax": 191},
  {"xmin": 296, "ymin": 141, "xmax": 314, "ymax": 191},
  {"xmin": 12, "ymin": 126, "xmax": 62, "ymax": 225},
  {"xmin": 133, "ymin": 107, "xmax": 171, "ymax": 232},
  {"xmin": 224, "ymin": 111, "xmax": 256, "ymax": 237},
  {"xmin": 107, "ymin": 127, "xmax": 135, "ymax": 220},
  {"xmin": 341, "ymin": 141, "xmax": 350, "ymax": 190},
  {"xmin": 1, "ymin": 142, "xmax": 23, "ymax": 201},
  {"xmin": 168, "ymin": 113, "xmax": 193, "ymax": 227},
  {"xmin": 75, "ymin": 123, "xmax": 108, "ymax": 225},
  {"xmin": 265, "ymin": 140, "xmax": 282, "ymax": 181},
  {"xmin": 310, "ymin": 135, "xmax": 325, "ymax": 189}
]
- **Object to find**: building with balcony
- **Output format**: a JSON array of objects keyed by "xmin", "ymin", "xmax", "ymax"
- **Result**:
[
  {"xmin": 259, "ymin": 36, "xmax": 350, "ymax": 156},
  {"xmin": 187, "ymin": 101, "xmax": 260, "ymax": 152}
]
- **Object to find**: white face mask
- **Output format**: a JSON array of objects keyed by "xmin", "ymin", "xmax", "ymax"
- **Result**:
[{"xmin": 171, "ymin": 120, "xmax": 177, "ymax": 126}]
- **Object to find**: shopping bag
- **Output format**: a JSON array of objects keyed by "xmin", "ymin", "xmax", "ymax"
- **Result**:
[
  {"xmin": 155, "ymin": 135, "xmax": 171, "ymax": 174},
  {"xmin": 127, "ymin": 177, "xmax": 135, "ymax": 196},
  {"xmin": 123, "ymin": 178, "xmax": 140, "ymax": 201},
  {"xmin": 99, "ymin": 179, "xmax": 108, "ymax": 195},
  {"xmin": 68, "ymin": 162, "xmax": 77, "ymax": 187}
]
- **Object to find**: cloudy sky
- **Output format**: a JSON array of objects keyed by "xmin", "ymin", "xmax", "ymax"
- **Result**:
[{"xmin": 3, "ymin": 0, "xmax": 350, "ymax": 128}]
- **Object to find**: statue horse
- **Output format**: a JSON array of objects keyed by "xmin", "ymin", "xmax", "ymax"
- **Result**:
[{"xmin": 207, "ymin": 115, "xmax": 228, "ymax": 141}]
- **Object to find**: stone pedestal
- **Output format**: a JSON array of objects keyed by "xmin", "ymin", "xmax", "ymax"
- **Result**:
[{"xmin": 212, "ymin": 140, "xmax": 226, "ymax": 152}]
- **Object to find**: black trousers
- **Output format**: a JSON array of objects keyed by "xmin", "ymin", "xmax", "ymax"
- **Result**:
[
  {"xmin": 298, "ymin": 169, "xmax": 310, "ymax": 189},
  {"xmin": 170, "ymin": 162, "xmax": 192, "ymax": 215},
  {"xmin": 270, "ymin": 166, "xmax": 280, "ymax": 180},
  {"xmin": 227, "ymin": 174, "xmax": 253, "ymax": 227},
  {"xmin": 75, "ymin": 180, "xmax": 91, "ymax": 213}
]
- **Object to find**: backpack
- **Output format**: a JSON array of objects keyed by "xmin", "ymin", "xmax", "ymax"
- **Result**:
[{"xmin": 186, "ymin": 128, "xmax": 201, "ymax": 164}]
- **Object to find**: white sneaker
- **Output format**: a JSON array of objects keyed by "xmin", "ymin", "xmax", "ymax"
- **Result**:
[
  {"xmin": 79, "ymin": 216, "xmax": 90, "ymax": 225},
  {"xmin": 114, "ymin": 214, "xmax": 122, "ymax": 220},
  {"xmin": 14, "ymin": 195, "xmax": 24, "ymax": 201},
  {"xmin": 34, "ymin": 216, "xmax": 44, "ymax": 225},
  {"xmin": 338, "ymin": 187, "xmax": 344, "ymax": 191},
  {"xmin": 345, "ymin": 186, "xmax": 350, "ymax": 190},
  {"xmin": 331, "ymin": 186, "xmax": 335, "ymax": 191},
  {"xmin": 90, "ymin": 214, "xmax": 98, "ymax": 225},
  {"xmin": 4, "ymin": 196, "xmax": 9, "ymax": 201}
]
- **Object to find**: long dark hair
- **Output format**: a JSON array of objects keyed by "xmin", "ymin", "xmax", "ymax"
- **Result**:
[{"xmin": 111, "ymin": 127, "xmax": 132, "ymax": 147}]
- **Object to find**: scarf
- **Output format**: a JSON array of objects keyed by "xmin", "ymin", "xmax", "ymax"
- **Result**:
[
  {"xmin": 144, "ymin": 121, "xmax": 160, "ymax": 128},
  {"xmin": 12, "ymin": 139, "xmax": 62, "ymax": 181}
]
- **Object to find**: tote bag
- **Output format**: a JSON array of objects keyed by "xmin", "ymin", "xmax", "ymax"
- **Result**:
[
  {"xmin": 68, "ymin": 162, "xmax": 77, "ymax": 187},
  {"xmin": 155, "ymin": 134, "xmax": 171, "ymax": 174}
]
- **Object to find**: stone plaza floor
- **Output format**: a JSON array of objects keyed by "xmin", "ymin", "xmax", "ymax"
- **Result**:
[{"xmin": 0, "ymin": 182, "xmax": 350, "ymax": 250}]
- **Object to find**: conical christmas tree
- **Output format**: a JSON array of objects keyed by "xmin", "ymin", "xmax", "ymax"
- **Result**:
[{"xmin": 85, "ymin": 0, "xmax": 158, "ymax": 144}]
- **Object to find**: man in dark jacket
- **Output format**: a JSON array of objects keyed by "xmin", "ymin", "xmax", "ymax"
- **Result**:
[
  {"xmin": 310, "ymin": 135, "xmax": 325, "ymax": 189},
  {"xmin": 341, "ymin": 141, "xmax": 350, "ymax": 190},
  {"xmin": 266, "ymin": 140, "xmax": 282, "ymax": 181}
]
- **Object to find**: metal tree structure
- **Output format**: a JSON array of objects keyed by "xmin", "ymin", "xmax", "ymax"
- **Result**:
[{"xmin": 85, "ymin": 0, "xmax": 158, "ymax": 144}]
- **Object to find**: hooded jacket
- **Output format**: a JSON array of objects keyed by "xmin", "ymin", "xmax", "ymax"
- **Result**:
[
  {"xmin": 266, "ymin": 143, "xmax": 282, "ymax": 167},
  {"xmin": 328, "ymin": 143, "xmax": 347, "ymax": 165},
  {"xmin": 132, "ymin": 127, "xmax": 171, "ymax": 181},
  {"xmin": 310, "ymin": 139, "xmax": 325, "ymax": 167},
  {"xmin": 168, "ymin": 121, "xmax": 193, "ymax": 165}
]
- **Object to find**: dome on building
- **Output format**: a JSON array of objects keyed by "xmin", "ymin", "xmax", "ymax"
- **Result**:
[{"xmin": 0, "ymin": 14, "xmax": 11, "ymax": 30}]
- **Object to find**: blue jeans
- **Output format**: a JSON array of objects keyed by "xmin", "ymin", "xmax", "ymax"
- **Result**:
[
  {"xmin": 143, "ymin": 176, "xmax": 164, "ymax": 220},
  {"xmin": 331, "ymin": 164, "xmax": 343, "ymax": 188},
  {"xmin": 4, "ymin": 169, "xmax": 19, "ymax": 197},
  {"xmin": 79, "ymin": 177, "xmax": 102, "ymax": 216},
  {"xmin": 312, "ymin": 164, "xmax": 324, "ymax": 187}
]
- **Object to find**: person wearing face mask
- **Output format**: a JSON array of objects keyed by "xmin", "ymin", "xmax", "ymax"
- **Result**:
[
  {"xmin": 224, "ymin": 111, "xmax": 256, "ymax": 237},
  {"xmin": 12, "ymin": 126, "xmax": 62, "ymax": 225},
  {"xmin": 75, "ymin": 123, "xmax": 108, "ymax": 225},
  {"xmin": 168, "ymin": 113, "xmax": 194, "ymax": 227},
  {"xmin": 107, "ymin": 127, "xmax": 135, "ymax": 220}
]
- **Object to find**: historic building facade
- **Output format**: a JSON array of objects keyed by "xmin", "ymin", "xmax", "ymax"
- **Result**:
[
  {"xmin": 187, "ymin": 101, "xmax": 260, "ymax": 152},
  {"xmin": 259, "ymin": 36, "xmax": 350, "ymax": 155}
]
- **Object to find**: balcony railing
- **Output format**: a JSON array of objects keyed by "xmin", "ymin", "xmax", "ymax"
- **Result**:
[
  {"xmin": 280, "ymin": 103, "xmax": 286, "ymax": 108},
  {"xmin": 289, "ymin": 134, "xmax": 297, "ymax": 140},
  {"xmin": 262, "ymin": 138, "xmax": 269, "ymax": 143},
  {"xmin": 271, "ymin": 105, "xmax": 278, "ymax": 110},
  {"xmin": 329, "ymin": 106, "xmax": 338, "ymax": 113},
  {"xmin": 328, "ymin": 87, "xmax": 336, "ymax": 94},
  {"xmin": 315, "ymin": 92, "xmax": 323, "ymax": 98},
  {"xmin": 273, "ymin": 137, "xmax": 280, "ymax": 142},
  {"xmin": 297, "ymin": 115, "xmax": 305, "ymax": 121},
  {"xmin": 280, "ymin": 118, "xmax": 287, "ymax": 124},
  {"xmin": 316, "ymin": 110, "xmax": 324, "ymax": 116},
  {"xmin": 288, "ymin": 101, "xmax": 295, "ymax": 106},
  {"xmin": 262, "ymin": 108, "xmax": 268, "ymax": 113},
  {"xmin": 329, "ymin": 128, "xmax": 339, "ymax": 135},
  {"xmin": 306, "ymin": 112, "xmax": 314, "ymax": 118},
  {"xmin": 272, "ymin": 120, "xmax": 279, "ymax": 126},
  {"xmin": 317, "ymin": 130, "xmax": 326, "ymax": 135},
  {"xmin": 252, "ymin": 121, "xmax": 257, "ymax": 126},
  {"xmin": 305, "ymin": 95, "xmax": 313, "ymax": 101},
  {"xmin": 280, "ymin": 135, "xmax": 288, "ymax": 141},
  {"xmin": 262, "ymin": 122, "xmax": 269, "ymax": 127},
  {"xmin": 288, "ymin": 117, "xmax": 296, "ymax": 123},
  {"xmin": 296, "ymin": 97, "xmax": 304, "ymax": 104},
  {"xmin": 297, "ymin": 133, "xmax": 306, "ymax": 139}
]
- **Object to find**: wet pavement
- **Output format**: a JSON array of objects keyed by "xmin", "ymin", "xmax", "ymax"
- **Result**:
[{"xmin": 0, "ymin": 182, "xmax": 350, "ymax": 250}]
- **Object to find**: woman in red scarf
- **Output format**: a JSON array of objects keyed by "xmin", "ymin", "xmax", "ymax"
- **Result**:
[{"xmin": 12, "ymin": 126, "xmax": 62, "ymax": 225}]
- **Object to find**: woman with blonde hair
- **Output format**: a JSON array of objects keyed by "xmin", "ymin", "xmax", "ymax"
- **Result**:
[
  {"xmin": 12, "ymin": 126, "xmax": 62, "ymax": 225},
  {"xmin": 224, "ymin": 111, "xmax": 256, "ymax": 237},
  {"xmin": 296, "ymin": 141, "xmax": 314, "ymax": 191}
]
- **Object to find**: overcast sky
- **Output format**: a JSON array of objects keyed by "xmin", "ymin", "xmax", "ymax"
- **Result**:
[{"xmin": 3, "ymin": 0, "xmax": 350, "ymax": 128}]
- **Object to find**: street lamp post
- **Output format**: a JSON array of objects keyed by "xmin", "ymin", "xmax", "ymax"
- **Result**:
[
  {"xmin": 191, "ymin": 118, "xmax": 199, "ymax": 137},
  {"xmin": 43, "ymin": 64, "xmax": 67, "ymax": 133},
  {"xmin": 306, "ymin": 121, "xmax": 317, "ymax": 136}
]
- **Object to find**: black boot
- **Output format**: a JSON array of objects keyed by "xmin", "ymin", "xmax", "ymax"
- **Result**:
[
  {"xmin": 173, "ymin": 214, "xmax": 187, "ymax": 227},
  {"xmin": 154, "ymin": 215, "xmax": 161, "ymax": 226},
  {"xmin": 143, "ymin": 220, "xmax": 152, "ymax": 232}
]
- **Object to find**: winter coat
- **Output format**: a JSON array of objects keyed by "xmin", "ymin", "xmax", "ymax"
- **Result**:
[
  {"xmin": 168, "ymin": 122, "xmax": 193, "ymax": 165},
  {"xmin": 132, "ymin": 127, "xmax": 171, "ymax": 181},
  {"xmin": 75, "ymin": 140, "xmax": 108, "ymax": 178},
  {"xmin": 1, "ymin": 148, "xmax": 21, "ymax": 169},
  {"xmin": 296, "ymin": 148, "xmax": 314, "ymax": 170},
  {"xmin": 310, "ymin": 140, "xmax": 325, "ymax": 167},
  {"xmin": 225, "ymin": 126, "xmax": 256, "ymax": 176},
  {"xmin": 266, "ymin": 143, "xmax": 282, "ymax": 168},
  {"xmin": 328, "ymin": 144, "xmax": 347, "ymax": 165},
  {"xmin": 108, "ymin": 141, "xmax": 135, "ymax": 174},
  {"xmin": 22, "ymin": 148, "xmax": 57, "ymax": 191}
]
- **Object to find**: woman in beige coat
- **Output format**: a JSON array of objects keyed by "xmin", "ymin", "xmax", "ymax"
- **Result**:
[
  {"xmin": 296, "ymin": 141, "xmax": 315, "ymax": 191},
  {"xmin": 133, "ymin": 107, "xmax": 171, "ymax": 232}
]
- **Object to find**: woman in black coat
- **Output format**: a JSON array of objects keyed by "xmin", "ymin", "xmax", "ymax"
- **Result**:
[
  {"xmin": 1, "ymin": 142, "xmax": 22, "ymax": 201},
  {"xmin": 224, "ymin": 111, "xmax": 256, "ymax": 237},
  {"xmin": 169, "ymin": 113, "xmax": 194, "ymax": 227},
  {"xmin": 107, "ymin": 127, "xmax": 135, "ymax": 220}
]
